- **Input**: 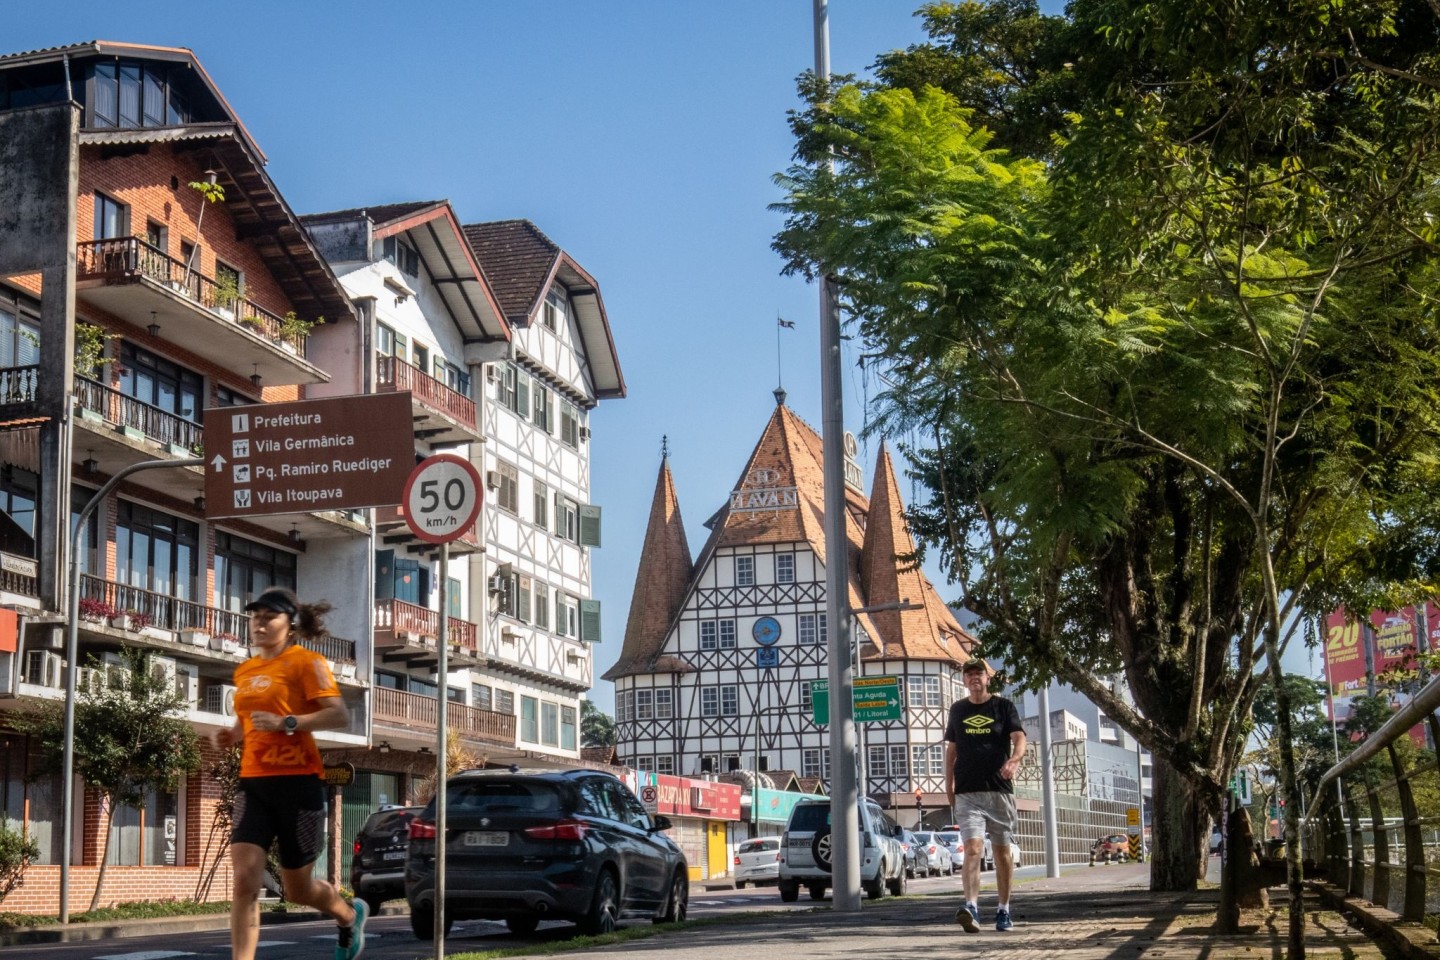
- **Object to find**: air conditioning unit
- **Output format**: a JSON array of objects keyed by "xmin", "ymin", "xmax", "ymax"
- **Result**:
[
  {"xmin": 487, "ymin": 574, "xmax": 507, "ymax": 594},
  {"xmin": 24, "ymin": 651, "xmax": 63, "ymax": 688},
  {"xmin": 76, "ymin": 666, "xmax": 106, "ymax": 695},
  {"xmin": 205, "ymin": 684, "xmax": 237, "ymax": 717},
  {"xmin": 579, "ymin": 426, "xmax": 591, "ymax": 441},
  {"xmin": 486, "ymin": 364, "xmax": 500, "ymax": 384},
  {"xmin": 103, "ymin": 652, "xmax": 133, "ymax": 692},
  {"xmin": 150, "ymin": 656, "xmax": 177, "ymax": 691},
  {"xmin": 485, "ymin": 470, "xmax": 501, "ymax": 490},
  {"xmin": 337, "ymin": 662, "xmax": 357, "ymax": 681},
  {"xmin": 175, "ymin": 662, "xmax": 200, "ymax": 707}
]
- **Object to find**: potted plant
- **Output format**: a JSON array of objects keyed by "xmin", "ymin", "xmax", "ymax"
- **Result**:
[
  {"xmin": 78, "ymin": 597, "xmax": 117, "ymax": 623},
  {"xmin": 210, "ymin": 632, "xmax": 245, "ymax": 655},
  {"xmin": 212, "ymin": 273, "xmax": 240, "ymax": 320},
  {"xmin": 113, "ymin": 609, "xmax": 152, "ymax": 632},
  {"xmin": 180, "ymin": 626, "xmax": 210, "ymax": 647},
  {"xmin": 276, "ymin": 312, "xmax": 322, "ymax": 352}
]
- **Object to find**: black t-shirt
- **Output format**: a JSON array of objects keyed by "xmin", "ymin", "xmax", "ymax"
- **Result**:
[{"xmin": 943, "ymin": 695, "xmax": 1023, "ymax": 795}]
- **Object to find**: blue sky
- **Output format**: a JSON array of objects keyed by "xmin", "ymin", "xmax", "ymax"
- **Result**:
[{"xmin": 18, "ymin": 2, "xmax": 1312, "ymax": 713}]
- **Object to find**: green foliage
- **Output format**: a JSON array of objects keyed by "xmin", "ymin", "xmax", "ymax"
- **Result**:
[
  {"xmin": 0, "ymin": 818, "xmax": 38, "ymax": 906},
  {"xmin": 581, "ymin": 700, "xmax": 617, "ymax": 747},
  {"xmin": 73, "ymin": 322, "xmax": 118, "ymax": 378},
  {"xmin": 188, "ymin": 179, "xmax": 225, "ymax": 206},
  {"xmin": 0, "ymin": 897, "xmax": 231, "ymax": 930},
  {"xmin": 277, "ymin": 312, "xmax": 320, "ymax": 340}
]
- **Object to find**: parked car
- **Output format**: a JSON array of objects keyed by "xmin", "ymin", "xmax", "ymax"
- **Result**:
[
  {"xmin": 350, "ymin": 805, "xmax": 423, "ymax": 913},
  {"xmin": 912, "ymin": 831, "xmax": 953, "ymax": 876},
  {"xmin": 1092, "ymin": 833, "xmax": 1132, "ymax": 863},
  {"xmin": 935, "ymin": 831, "xmax": 966, "ymax": 871},
  {"xmin": 1210, "ymin": 827, "xmax": 1223, "ymax": 855},
  {"xmin": 898, "ymin": 829, "xmax": 928, "ymax": 879},
  {"xmin": 777, "ymin": 798, "xmax": 907, "ymax": 901},
  {"xmin": 404, "ymin": 768, "xmax": 688, "ymax": 938},
  {"xmin": 939, "ymin": 826, "xmax": 1020, "ymax": 870},
  {"xmin": 734, "ymin": 836, "xmax": 781, "ymax": 888}
]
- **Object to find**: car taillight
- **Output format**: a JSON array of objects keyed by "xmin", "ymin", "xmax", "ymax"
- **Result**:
[
  {"xmin": 353, "ymin": 840, "xmax": 362, "ymax": 855},
  {"xmin": 409, "ymin": 820, "xmax": 436, "ymax": 840},
  {"xmin": 734, "ymin": 855, "xmax": 741, "ymax": 865},
  {"xmin": 523, "ymin": 819, "xmax": 588, "ymax": 841}
]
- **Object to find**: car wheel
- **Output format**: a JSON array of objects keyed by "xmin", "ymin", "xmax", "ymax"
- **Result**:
[
  {"xmin": 656, "ymin": 870, "xmax": 688, "ymax": 924},
  {"xmin": 808, "ymin": 883, "xmax": 826, "ymax": 901},
  {"xmin": 506, "ymin": 916, "xmax": 540, "ymax": 935},
  {"xmin": 578, "ymin": 869, "xmax": 620, "ymax": 936},
  {"xmin": 735, "ymin": 880, "xmax": 746, "ymax": 890},
  {"xmin": 361, "ymin": 895, "xmax": 385, "ymax": 916},
  {"xmin": 863, "ymin": 871, "xmax": 885, "ymax": 900},
  {"xmin": 811, "ymin": 828, "xmax": 834, "ymax": 872},
  {"xmin": 905, "ymin": 865, "xmax": 915, "ymax": 879},
  {"xmin": 408, "ymin": 903, "xmax": 452, "ymax": 940},
  {"xmin": 888, "ymin": 862, "xmax": 906, "ymax": 896},
  {"xmin": 779, "ymin": 880, "xmax": 799, "ymax": 903}
]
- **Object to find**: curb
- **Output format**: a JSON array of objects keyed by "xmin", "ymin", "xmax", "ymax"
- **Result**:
[
  {"xmin": 0, "ymin": 902, "xmax": 406, "ymax": 947},
  {"xmin": 1308, "ymin": 880, "xmax": 1440, "ymax": 960}
]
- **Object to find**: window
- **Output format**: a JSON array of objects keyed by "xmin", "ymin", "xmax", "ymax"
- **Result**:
[
  {"xmin": 776, "ymin": 553, "xmax": 795, "ymax": 584},
  {"xmin": 541, "ymin": 702, "xmax": 559, "ymax": 746},
  {"xmin": 497, "ymin": 363, "xmax": 517, "ymax": 411},
  {"xmin": 869, "ymin": 745, "xmax": 888, "ymax": 779},
  {"xmin": 800, "ymin": 682, "xmax": 812, "ymax": 711},
  {"xmin": 802, "ymin": 749, "xmax": 822, "ymax": 779},
  {"xmin": 654, "ymin": 688, "xmax": 673, "ymax": 719},
  {"xmin": 635, "ymin": 689, "xmax": 653, "ymax": 720},
  {"xmin": 615, "ymin": 691, "xmax": 631, "ymax": 723},
  {"xmin": 699, "ymin": 621, "xmax": 716, "ymax": 650},
  {"xmin": 533, "ymin": 581, "xmax": 550, "ymax": 630},
  {"xmin": 799, "ymin": 613, "xmax": 828, "ymax": 645},
  {"xmin": 0, "ymin": 299, "xmax": 40, "ymax": 368},
  {"xmin": 435, "ymin": 358, "xmax": 470, "ymax": 396},
  {"xmin": 495, "ymin": 689, "xmax": 515, "ymax": 716},
  {"xmin": 117, "ymin": 503, "xmax": 199, "ymax": 615},
  {"xmin": 560, "ymin": 401, "xmax": 581, "ymax": 447},
  {"xmin": 382, "ymin": 235, "xmax": 420, "ymax": 277},
  {"xmin": 912, "ymin": 744, "xmax": 935, "ymax": 778},
  {"xmin": 533, "ymin": 480, "xmax": 549, "ymax": 528},
  {"xmin": 735, "ymin": 555, "xmax": 754, "ymax": 586},
  {"xmin": 145, "ymin": 221, "xmax": 168, "ymax": 256},
  {"xmin": 700, "ymin": 687, "xmax": 719, "ymax": 717},
  {"xmin": 94, "ymin": 192, "xmax": 128, "ymax": 240},
  {"xmin": 635, "ymin": 755, "xmax": 655, "ymax": 773},
  {"xmin": 718, "ymin": 619, "xmax": 736, "ymax": 649},
  {"xmin": 655, "ymin": 755, "xmax": 674, "ymax": 775},
  {"xmin": 496, "ymin": 460, "xmax": 518, "ymax": 513},
  {"xmin": 532, "ymin": 381, "xmax": 553, "ymax": 433},
  {"xmin": 520, "ymin": 696, "xmax": 539, "ymax": 743},
  {"xmin": 555, "ymin": 494, "xmax": 579, "ymax": 542},
  {"xmin": 561, "ymin": 705, "xmax": 577, "ymax": 750},
  {"xmin": 906, "ymin": 676, "xmax": 924, "ymax": 709},
  {"xmin": 89, "ymin": 60, "xmax": 189, "ymax": 129},
  {"xmin": 376, "ymin": 323, "xmax": 407, "ymax": 361},
  {"xmin": 214, "ymin": 533, "xmax": 297, "ymax": 614},
  {"xmin": 724, "ymin": 755, "xmax": 741, "ymax": 772},
  {"xmin": 543, "ymin": 287, "xmax": 567, "ymax": 331},
  {"xmin": 699, "ymin": 756, "xmax": 717, "ymax": 774},
  {"xmin": 214, "ymin": 260, "xmax": 242, "ymax": 311},
  {"xmin": 555, "ymin": 593, "xmax": 579, "ymax": 638},
  {"xmin": 118, "ymin": 343, "xmax": 203, "ymax": 427},
  {"xmin": 889, "ymin": 745, "xmax": 909, "ymax": 779},
  {"xmin": 472, "ymin": 683, "xmax": 493, "ymax": 712},
  {"xmin": 0, "ymin": 466, "xmax": 38, "ymax": 547},
  {"xmin": 721, "ymin": 685, "xmax": 739, "ymax": 716},
  {"xmin": 926, "ymin": 676, "xmax": 943, "ymax": 707},
  {"xmin": 515, "ymin": 575, "xmax": 533, "ymax": 623}
]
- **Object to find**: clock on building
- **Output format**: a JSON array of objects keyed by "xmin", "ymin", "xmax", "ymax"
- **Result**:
[{"xmin": 752, "ymin": 616, "xmax": 782, "ymax": 646}]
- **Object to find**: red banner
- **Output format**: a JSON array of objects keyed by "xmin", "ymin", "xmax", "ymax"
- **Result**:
[{"xmin": 1324, "ymin": 603, "xmax": 1435, "ymax": 747}]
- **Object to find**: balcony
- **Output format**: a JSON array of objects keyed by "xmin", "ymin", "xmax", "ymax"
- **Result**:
[
  {"xmin": 376, "ymin": 355, "xmax": 480, "ymax": 447},
  {"xmin": 75, "ymin": 238, "xmax": 327, "ymax": 386},
  {"xmin": 373, "ymin": 598, "xmax": 481, "ymax": 666},
  {"xmin": 71, "ymin": 375, "xmax": 205, "ymax": 498},
  {"xmin": 375, "ymin": 503, "xmax": 481, "ymax": 558},
  {"xmin": 372, "ymin": 687, "xmax": 515, "ymax": 748},
  {"xmin": 0, "ymin": 366, "xmax": 42, "ymax": 428},
  {"xmin": 79, "ymin": 574, "xmax": 357, "ymax": 665}
]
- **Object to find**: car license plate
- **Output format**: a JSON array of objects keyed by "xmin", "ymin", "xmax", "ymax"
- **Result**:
[
  {"xmin": 383, "ymin": 851, "xmax": 405, "ymax": 860},
  {"xmin": 788, "ymin": 836, "xmax": 811, "ymax": 848},
  {"xmin": 464, "ymin": 830, "xmax": 508, "ymax": 847}
]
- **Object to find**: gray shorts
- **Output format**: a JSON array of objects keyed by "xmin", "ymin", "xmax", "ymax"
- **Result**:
[{"xmin": 952, "ymin": 791, "xmax": 1017, "ymax": 846}]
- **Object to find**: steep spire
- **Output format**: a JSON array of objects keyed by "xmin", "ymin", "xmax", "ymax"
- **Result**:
[
  {"xmin": 603, "ymin": 454, "xmax": 694, "ymax": 680},
  {"xmin": 861, "ymin": 443, "xmax": 974, "ymax": 662}
]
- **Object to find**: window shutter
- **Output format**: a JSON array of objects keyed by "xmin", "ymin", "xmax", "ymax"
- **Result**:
[
  {"xmin": 579, "ymin": 504, "xmax": 602, "ymax": 547},
  {"xmin": 373, "ymin": 550, "xmax": 395, "ymax": 600},
  {"xmin": 580, "ymin": 599, "xmax": 602, "ymax": 643},
  {"xmin": 516, "ymin": 369, "xmax": 530, "ymax": 421}
]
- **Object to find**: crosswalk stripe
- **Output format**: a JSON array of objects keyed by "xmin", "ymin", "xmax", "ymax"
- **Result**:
[{"xmin": 93, "ymin": 953, "xmax": 196, "ymax": 960}]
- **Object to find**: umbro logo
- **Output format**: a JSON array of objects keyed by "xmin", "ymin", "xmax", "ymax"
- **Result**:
[{"xmin": 962, "ymin": 715, "xmax": 993, "ymax": 730}]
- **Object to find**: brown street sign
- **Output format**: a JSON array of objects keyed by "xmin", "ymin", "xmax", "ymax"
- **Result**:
[{"xmin": 202, "ymin": 392, "xmax": 416, "ymax": 519}]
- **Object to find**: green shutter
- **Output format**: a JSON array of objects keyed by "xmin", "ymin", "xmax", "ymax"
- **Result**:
[
  {"xmin": 579, "ymin": 504, "xmax": 602, "ymax": 547},
  {"xmin": 580, "ymin": 599, "xmax": 602, "ymax": 643},
  {"xmin": 515, "ymin": 368, "xmax": 530, "ymax": 421}
]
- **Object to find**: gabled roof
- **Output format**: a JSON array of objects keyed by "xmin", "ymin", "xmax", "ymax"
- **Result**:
[
  {"xmin": 301, "ymin": 201, "xmax": 509, "ymax": 343},
  {"xmin": 603, "ymin": 456, "xmax": 694, "ymax": 682},
  {"xmin": 462, "ymin": 220, "xmax": 626, "ymax": 401},
  {"xmin": 860, "ymin": 444, "xmax": 974, "ymax": 664}
]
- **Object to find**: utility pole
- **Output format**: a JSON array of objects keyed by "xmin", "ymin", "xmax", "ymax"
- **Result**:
[{"xmin": 1037, "ymin": 685, "xmax": 1060, "ymax": 878}]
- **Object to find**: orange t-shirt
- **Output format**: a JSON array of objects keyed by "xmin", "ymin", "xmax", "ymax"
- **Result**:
[{"xmin": 233, "ymin": 643, "xmax": 340, "ymax": 778}]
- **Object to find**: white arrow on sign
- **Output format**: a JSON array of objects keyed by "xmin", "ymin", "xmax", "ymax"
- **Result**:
[{"xmin": 211, "ymin": 454, "xmax": 227, "ymax": 472}]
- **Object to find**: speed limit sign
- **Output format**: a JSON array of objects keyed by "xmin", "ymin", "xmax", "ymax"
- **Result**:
[{"xmin": 402, "ymin": 454, "xmax": 484, "ymax": 544}]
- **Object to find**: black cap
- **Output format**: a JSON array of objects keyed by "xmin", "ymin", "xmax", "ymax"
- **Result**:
[{"xmin": 244, "ymin": 589, "xmax": 298, "ymax": 617}]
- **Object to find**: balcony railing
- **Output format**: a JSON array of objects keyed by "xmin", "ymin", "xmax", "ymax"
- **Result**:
[
  {"xmin": 74, "ymin": 376, "xmax": 203, "ymax": 452},
  {"xmin": 0, "ymin": 366, "xmax": 38, "ymax": 403},
  {"xmin": 372, "ymin": 687, "xmax": 516, "ymax": 746},
  {"xmin": 0, "ymin": 551, "xmax": 37, "ymax": 598},
  {"xmin": 373, "ymin": 598, "xmax": 478, "ymax": 656},
  {"xmin": 375, "ymin": 504, "xmax": 481, "ymax": 550},
  {"xmin": 376, "ymin": 355, "xmax": 477, "ymax": 429},
  {"xmin": 76, "ymin": 237, "xmax": 310, "ymax": 356},
  {"xmin": 300, "ymin": 632, "xmax": 358, "ymax": 665}
]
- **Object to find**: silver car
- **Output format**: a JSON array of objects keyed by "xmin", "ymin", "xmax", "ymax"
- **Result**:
[
  {"xmin": 777, "ymin": 798, "xmax": 907, "ymax": 901},
  {"xmin": 911, "ymin": 831, "xmax": 954, "ymax": 876},
  {"xmin": 733, "ymin": 836, "xmax": 781, "ymax": 888}
]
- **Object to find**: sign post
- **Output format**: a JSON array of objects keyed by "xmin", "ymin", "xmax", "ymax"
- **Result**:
[{"xmin": 403, "ymin": 454, "xmax": 483, "ymax": 954}]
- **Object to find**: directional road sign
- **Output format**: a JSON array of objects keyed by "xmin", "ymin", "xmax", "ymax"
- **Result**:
[
  {"xmin": 403, "ymin": 454, "xmax": 484, "ymax": 544},
  {"xmin": 202, "ymin": 392, "xmax": 414, "ymax": 518},
  {"xmin": 810, "ymin": 676, "xmax": 903, "ymax": 725}
]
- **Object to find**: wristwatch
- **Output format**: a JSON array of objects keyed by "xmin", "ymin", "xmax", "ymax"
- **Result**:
[{"xmin": 282, "ymin": 715, "xmax": 298, "ymax": 736}]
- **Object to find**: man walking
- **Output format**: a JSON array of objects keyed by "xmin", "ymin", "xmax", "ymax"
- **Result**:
[{"xmin": 944, "ymin": 657, "xmax": 1026, "ymax": 932}]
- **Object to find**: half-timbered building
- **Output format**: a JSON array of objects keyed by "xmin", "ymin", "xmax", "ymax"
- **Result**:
[{"xmin": 607, "ymin": 396, "xmax": 977, "ymax": 818}]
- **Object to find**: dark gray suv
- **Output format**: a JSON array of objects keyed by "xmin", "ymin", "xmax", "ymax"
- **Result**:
[
  {"xmin": 350, "ymin": 805, "xmax": 423, "ymax": 913},
  {"xmin": 404, "ymin": 768, "xmax": 688, "ymax": 938}
]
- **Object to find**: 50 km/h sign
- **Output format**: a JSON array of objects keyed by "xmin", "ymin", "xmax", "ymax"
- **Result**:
[
  {"xmin": 810, "ymin": 676, "xmax": 903, "ymax": 725},
  {"xmin": 403, "ymin": 454, "xmax": 484, "ymax": 544}
]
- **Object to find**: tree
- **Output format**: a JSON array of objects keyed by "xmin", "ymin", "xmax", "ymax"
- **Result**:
[
  {"xmin": 774, "ymin": 10, "xmax": 1440, "ymax": 951},
  {"xmin": 14, "ymin": 647, "xmax": 201, "ymax": 910},
  {"xmin": 0, "ymin": 818, "xmax": 39, "ymax": 907},
  {"xmin": 581, "ymin": 700, "xmax": 616, "ymax": 748}
]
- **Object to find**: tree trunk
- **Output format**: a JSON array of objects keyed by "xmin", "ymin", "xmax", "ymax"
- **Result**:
[
  {"xmin": 89, "ymin": 797, "xmax": 114, "ymax": 913},
  {"xmin": 1218, "ymin": 802, "xmax": 1268, "ymax": 932},
  {"xmin": 1150, "ymin": 755, "xmax": 1205, "ymax": 891}
]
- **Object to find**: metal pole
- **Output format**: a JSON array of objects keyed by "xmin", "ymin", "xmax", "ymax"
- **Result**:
[
  {"xmin": 59, "ymin": 457, "xmax": 203, "ymax": 922},
  {"xmin": 1320, "ymin": 618, "xmax": 1347, "ymax": 821},
  {"xmin": 813, "ymin": 0, "xmax": 860, "ymax": 914},
  {"xmin": 1037, "ymin": 685, "xmax": 1060, "ymax": 877},
  {"xmin": 1135, "ymin": 733, "xmax": 1147, "ymax": 861},
  {"xmin": 434, "ymin": 541, "xmax": 449, "ymax": 953}
]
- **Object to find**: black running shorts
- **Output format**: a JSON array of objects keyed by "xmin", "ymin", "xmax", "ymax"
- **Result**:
[{"xmin": 232, "ymin": 775, "xmax": 328, "ymax": 870}]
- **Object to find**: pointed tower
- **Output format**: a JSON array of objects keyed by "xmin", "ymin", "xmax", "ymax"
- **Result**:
[
  {"xmin": 861, "ymin": 443, "xmax": 972, "ymax": 662},
  {"xmin": 603, "ymin": 452, "xmax": 694, "ymax": 681}
]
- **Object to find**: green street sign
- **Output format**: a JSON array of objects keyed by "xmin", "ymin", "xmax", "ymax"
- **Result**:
[{"xmin": 811, "ymin": 676, "xmax": 903, "ymax": 725}]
